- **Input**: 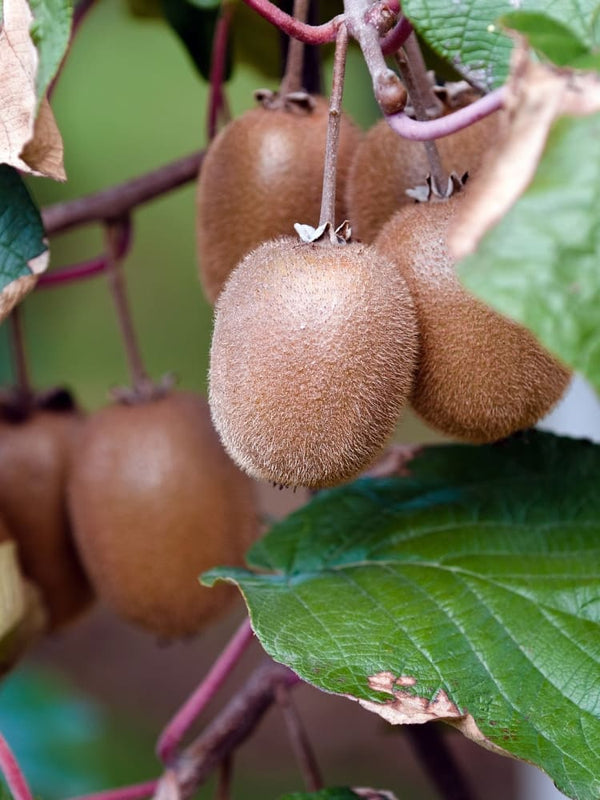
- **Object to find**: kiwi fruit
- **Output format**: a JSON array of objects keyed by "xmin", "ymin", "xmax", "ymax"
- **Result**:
[
  {"xmin": 374, "ymin": 196, "xmax": 571, "ymax": 442},
  {"xmin": 196, "ymin": 95, "xmax": 362, "ymax": 303},
  {"xmin": 0, "ymin": 396, "xmax": 93, "ymax": 630},
  {"xmin": 68, "ymin": 391, "xmax": 259, "ymax": 639},
  {"xmin": 346, "ymin": 101, "xmax": 501, "ymax": 243},
  {"xmin": 209, "ymin": 236, "xmax": 419, "ymax": 489}
]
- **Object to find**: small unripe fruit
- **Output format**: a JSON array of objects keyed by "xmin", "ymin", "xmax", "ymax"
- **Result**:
[
  {"xmin": 196, "ymin": 95, "xmax": 362, "ymax": 303},
  {"xmin": 0, "ymin": 402, "xmax": 92, "ymax": 630},
  {"xmin": 68, "ymin": 391, "xmax": 259, "ymax": 639},
  {"xmin": 346, "ymin": 107, "xmax": 500, "ymax": 243},
  {"xmin": 209, "ymin": 237, "xmax": 419, "ymax": 488},
  {"xmin": 374, "ymin": 197, "xmax": 571, "ymax": 442}
]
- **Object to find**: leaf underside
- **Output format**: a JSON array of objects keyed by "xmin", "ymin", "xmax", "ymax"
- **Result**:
[{"xmin": 205, "ymin": 432, "xmax": 600, "ymax": 800}]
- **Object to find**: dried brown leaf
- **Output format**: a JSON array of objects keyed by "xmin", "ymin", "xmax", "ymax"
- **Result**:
[
  {"xmin": 0, "ymin": 249, "xmax": 49, "ymax": 323},
  {"xmin": 449, "ymin": 43, "xmax": 600, "ymax": 260},
  {"xmin": 0, "ymin": 0, "xmax": 65, "ymax": 179}
]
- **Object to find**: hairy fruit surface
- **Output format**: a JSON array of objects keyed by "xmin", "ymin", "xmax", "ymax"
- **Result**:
[
  {"xmin": 196, "ymin": 96, "xmax": 362, "ymax": 303},
  {"xmin": 374, "ymin": 198, "xmax": 571, "ymax": 442},
  {"xmin": 68, "ymin": 391, "xmax": 259, "ymax": 639},
  {"xmin": 209, "ymin": 237, "xmax": 419, "ymax": 488}
]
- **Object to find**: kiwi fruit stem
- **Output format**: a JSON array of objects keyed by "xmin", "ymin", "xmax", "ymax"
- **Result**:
[
  {"xmin": 394, "ymin": 34, "xmax": 449, "ymax": 196},
  {"xmin": 279, "ymin": 0, "xmax": 309, "ymax": 96},
  {"xmin": 104, "ymin": 218, "xmax": 156, "ymax": 402},
  {"xmin": 8, "ymin": 307, "xmax": 34, "ymax": 412},
  {"xmin": 207, "ymin": 2, "xmax": 234, "ymax": 141},
  {"xmin": 318, "ymin": 22, "xmax": 349, "ymax": 239}
]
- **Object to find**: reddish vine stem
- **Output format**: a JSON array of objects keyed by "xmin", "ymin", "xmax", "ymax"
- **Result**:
[
  {"xmin": 157, "ymin": 617, "xmax": 255, "ymax": 764},
  {"xmin": 0, "ymin": 733, "xmax": 34, "ymax": 800},
  {"xmin": 42, "ymin": 151, "xmax": 204, "ymax": 236},
  {"xmin": 104, "ymin": 218, "xmax": 152, "ymax": 396},
  {"xmin": 406, "ymin": 724, "xmax": 478, "ymax": 800},
  {"xmin": 279, "ymin": 0, "xmax": 310, "ymax": 95},
  {"xmin": 207, "ymin": 3, "xmax": 235, "ymax": 141},
  {"xmin": 67, "ymin": 780, "xmax": 160, "ymax": 800},
  {"xmin": 275, "ymin": 684, "xmax": 323, "ymax": 791},
  {"xmin": 318, "ymin": 22, "xmax": 349, "ymax": 236},
  {"xmin": 380, "ymin": 14, "xmax": 413, "ymax": 55},
  {"xmin": 9, "ymin": 306, "xmax": 34, "ymax": 404},
  {"xmin": 240, "ymin": 0, "xmax": 340, "ymax": 43},
  {"xmin": 386, "ymin": 87, "xmax": 505, "ymax": 140},
  {"xmin": 213, "ymin": 754, "xmax": 233, "ymax": 800}
]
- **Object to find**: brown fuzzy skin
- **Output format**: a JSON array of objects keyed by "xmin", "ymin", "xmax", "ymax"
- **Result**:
[
  {"xmin": 197, "ymin": 96, "xmax": 363, "ymax": 303},
  {"xmin": 0, "ymin": 409, "xmax": 93, "ymax": 630},
  {"xmin": 68, "ymin": 392, "xmax": 259, "ymax": 639},
  {"xmin": 374, "ymin": 198, "xmax": 572, "ymax": 442},
  {"xmin": 209, "ymin": 237, "xmax": 419, "ymax": 488},
  {"xmin": 346, "ymin": 109, "xmax": 501, "ymax": 244}
]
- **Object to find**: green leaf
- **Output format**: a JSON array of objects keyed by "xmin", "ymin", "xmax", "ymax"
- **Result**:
[
  {"xmin": 501, "ymin": 11, "xmax": 590, "ymax": 66},
  {"xmin": 29, "ymin": 0, "xmax": 73, "ymax": 100},
  {"xmin": 0, "ymin": 166, "xmax": 47, "ymax": 292},
  {"xmin": 161, "ymin": 0, "xmax": 232, "ymax": 81},
  {"xmin": 401, "ymin": 1, "xmax": 600, "ymax": 90},
  {"xmin": 204, "ymin": 432, "xmax": 600, "ymax": 800},
  {"xmin": 458, "ymin": 113, "xmax": 600, "ymax": 394}
]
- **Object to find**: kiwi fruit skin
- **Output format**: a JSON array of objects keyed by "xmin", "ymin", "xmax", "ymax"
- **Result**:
[
  {"xmin": 0, "ymin": 408, "xmax": 93, "ymax": 630},
  {"xmin": 68, "ymin": 391, "xmax": 259, "ymax": 639},
  {"xmin": 346, "ymin": 108, "xmax": 500, "ymax": 244},
  {"xmin": 209, "ymin": 236, "xmax": 419, "ymax": 489},
  {"xmin": 374, "ymin": 197, "xmax": 571, "ymax": 442},
  {"xmin": 196, "ymin": 96, "xmax": 363, "ymax": 303}
]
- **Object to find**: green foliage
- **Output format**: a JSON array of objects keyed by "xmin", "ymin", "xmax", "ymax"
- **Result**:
[
  {"xmin": 401, "ymin": 0, "xmax": 600, "ymax": 89},
  {"xmin": 205, "ymin": 432, "xmax": 600, "ymax": 800},
  {"xmin": 0, "ymin": 166, "xmax": 47, "ymax": 292},
  {"xmin": 459, "ymin": 113, "xmax": 600, "ymax": 394},
  {"xmin": 29, "ymin": 0, "xmax": 73, "ymax": 101},
  {"xmin": 160, "ymin": 0, "xmax": 232, "ymax": 81},
  {"xmin": 501, "ymin": 11, "xmax": 591, "ymax": 66}
]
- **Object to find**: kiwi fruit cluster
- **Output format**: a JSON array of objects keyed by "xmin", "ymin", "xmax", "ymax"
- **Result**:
[{"xmin": 202, "ymin": 90, "xmax": 570, "ymax": 489}]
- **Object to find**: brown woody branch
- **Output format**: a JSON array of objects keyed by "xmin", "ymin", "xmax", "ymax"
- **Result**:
[{"xmin": 42, "ymin": 151, "xmax": 204, "ymax": 237}]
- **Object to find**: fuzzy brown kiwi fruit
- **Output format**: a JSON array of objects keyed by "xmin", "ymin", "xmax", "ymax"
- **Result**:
[
  {"xmin": 209, "ymin": 236, "xmax": 419, "ymax": 489},
  {"xmin": 196, "ymin": 95, "xmax": 362, "ymax": 303},
  {"xmin": 0, "ymin": 393, "xmax": 92, "ymax": 630},
  {"xmin": 374, "ymin": 196, "xmax": 571, "ymax": 442},
  {"xmin": 68, "ymin": 391, "xmax": 259, "ymax": 639},
  {"xmin": 346, "ymin": 101, "xmax": 501, "ymax": 243}
]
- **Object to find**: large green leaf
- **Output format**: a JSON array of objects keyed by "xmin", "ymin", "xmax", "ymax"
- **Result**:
[
  {"xmin": 0, "ymin": 166, "xmax": 47, "ymax": 292},
  {"xmin": 161, "ymin": 0, "xmax": 232, "ymax": 81},
  {"xmin": 29, "ymin": 0, "xmax": 73, "ymax": 100},
  {"xmin": 400, "ymin": 1, "xmax": 600, "ymax": 89},
  {"xmin": 205, "ymin": 432, "xmax": 600, "ymax": 800},
  {"xmin": 458, "ymin": 113, "xmax": 600, "ymax": 394}
]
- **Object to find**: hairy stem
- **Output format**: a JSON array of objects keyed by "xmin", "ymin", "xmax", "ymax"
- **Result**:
[
  {"xmin": 175, "ymin": 660, "xmax": 300, "ymax": 797},
  {"xmin": 104, "ymin": 219, "xmax": 151, "ymax": 396},
  {"xmin": 279, "ymin": 0, "xmax": 310, "ymax": 95},
  {"xmin": 42, "ymin": 151, "xmax": 204, "ymax": 236},
  {"xmin": 0, "ymin": 734, "xmax": 33, "ymax": 800},
  {"xmin": 394, "ymin": 34, "xmax": 448, "ymax": 194},
  {"xmin": 386, "ymin": 87, "xmax": 505, "ymax": 141},
  {"xmin": 406, "ymin": 724, "xmax": 478, "ymax": 800},
  {"xmin": 275, "ymin": 684, "xmax": 323, "ymax": 791},
  {"xmin": 318, "ymin": 23, "xmax": 348, "ymax": 236},
  {"xmin": 67, "ymin": 780, "xmax": 160, "ymax": 800},
  {"xmin": 241, "ymin": 0, "xmax": 340, "ymax": 43},
  {"xmin": 157, "ymin": 618, "xmax": 255, "ymax": 764},
  {"xmin": 9, "ymin": 306, "xmax": 34, "ymax": 403},
  {"xmin": 208, "ymin": 4, "xmax": 234, "ymax": 141},
  {"xmin": 344, "ymin": 0, "xmax": 405, "ymax": 114}
]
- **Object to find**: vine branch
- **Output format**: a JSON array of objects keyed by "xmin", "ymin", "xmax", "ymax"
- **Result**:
[
  {"xmin": 0, "ymin": 732, "xmax": 34, "ymax": 800},
  {"xmin": 406, "ymin": 724, "xmax": 478, "ymax": 800}
]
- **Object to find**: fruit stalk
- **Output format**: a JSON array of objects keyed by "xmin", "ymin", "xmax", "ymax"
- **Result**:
[
  {"xmin": 394, "ymin": 33, "xmax": 449, "ymax": 194},
  {"xmin": 8, "ymin": 306, "xmax": 33, "ymax": 406},
  {"xmin": 207, "ymin": 2, "xmax": 234, "ymax": 141},
  {"xmin": 279, "ymin": 0, "xmax": 310, "ymax": 95},
  {"xmin": 318, "ymin": 22, "xmax": 349, "ymax": 235},
  {"xmin": 103, "ymin": 218, "xmax": 152, "ymax": 397},
  {"xmin": 157, "ymin": 617, "xmax": 255, "ymax": 764},
  {"xmin": 275, "ymin": 683, "xmax": 323, "ymax": 791},
  {"xmin": 406, "ymin": 723, "xmax": 478, "ymax": 800},
  {"xmin": 0, "ymin": 732, "xmax": 34, "ymax": 800}
]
